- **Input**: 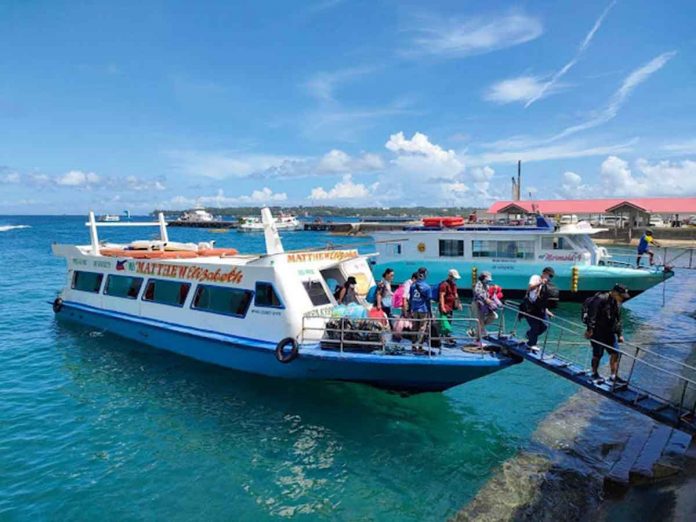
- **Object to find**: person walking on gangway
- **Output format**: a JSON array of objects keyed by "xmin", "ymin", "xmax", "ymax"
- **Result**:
[
  {"xmin": 522, "ymin": 266, "xmax": 555, "ymax": 353},
  {"xmin": 636, "ymin": 229, "xmax": 660, "ymax": 267},
  {"xmin": 584, "ymin": 284, "xmax": 630, "ymax": 383}
]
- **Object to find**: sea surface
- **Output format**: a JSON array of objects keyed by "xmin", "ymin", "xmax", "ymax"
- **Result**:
[{"xmin": 0, "ymin": 216, "xmax": 694, "ymax": 521}]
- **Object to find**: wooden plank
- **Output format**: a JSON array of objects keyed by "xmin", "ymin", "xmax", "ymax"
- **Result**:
[
  {"xmin": 606, "ymin": 429, "xmax": 652, "ymax": 487},
  {"xmin": 630, "ymin": 424, "xmax": 672, "ymax": 480}
]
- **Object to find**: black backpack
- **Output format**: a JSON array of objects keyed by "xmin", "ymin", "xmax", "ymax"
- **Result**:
[{"xmin": 581, "ymin": 292, "xmax": 604, "ymax": 325}]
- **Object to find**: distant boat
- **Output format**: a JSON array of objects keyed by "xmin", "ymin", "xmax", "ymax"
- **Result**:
[
  {"xmin": 177, "ymin": 207, "xmax": 215, "ymax": 223},
  {"xmin": 238, "ymin": 213, "xmax": 301, "ymax": 232},
  {"xmin": 98, "ymin": 214, "xmax": 120, "ymax": 222}
]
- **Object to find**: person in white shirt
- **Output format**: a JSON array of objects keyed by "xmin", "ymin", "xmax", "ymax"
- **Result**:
[
  {"xmin": 400, "ymin": 272, "xmax": 418, "ymax": 317},
  {"xmin": 524, "ymin": 267, "xmax": 555, "ymax": 351}
]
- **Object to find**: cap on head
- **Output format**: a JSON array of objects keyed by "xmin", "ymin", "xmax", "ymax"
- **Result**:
[
  {"xmin": 542, "ymin": 267, "xmax": 555, "ymax": 277},
  {"xmin": 612, "ymin": 283, "xmax": 630, "ymax": 299},
  {"xmin": 346, "ymin": 276, "xmax": 357, "ymax": 285},
  {"xmin": 417, "ymin": 267, "xmax": 428, "ymax": 279},
  {"xmin": 479, "ymin": 271, "xmax": 492, "ymax": 281},
  {"xmin": 646, "ymin": 229, "xmax": 653, "ymax": 235},
  {"xmin": 448, "ymin": 268, "xmax": 461, "ymax": 280}
]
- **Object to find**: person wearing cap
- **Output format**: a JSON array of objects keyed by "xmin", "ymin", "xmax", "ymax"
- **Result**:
[
  {"xmin": 337, "ymin": 276, "xmax": 359, "ymax": 305},
  {"xmin": 585, "ymin": 284, "xmax": 630, "ymax": 383},
  {"xmin": 438, "ymin": 269, "xmax": 463, "ymax": 345},
  {"xmin": 470, "ymin": 271, "xmax": 498, "ymax": 344},
  {"xmin": 409, "ymin": 267, "xmax": 432, "ymax": 352},
  {"xmin": 636, "ymin": 229, "xmax": 660, "ymax": 267},
  {"xmin": 524, "ymin": 266, "xmax": 556, "ymax": 352}
]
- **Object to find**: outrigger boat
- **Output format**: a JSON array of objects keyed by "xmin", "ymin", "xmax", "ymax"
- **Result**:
[
  {"xmin": 372, "ymin": 216, "xmax": 673, "ymax": 301},
  {"xmin": 50, "ymin": 209, "xmax": 519, "ymax": 392}
]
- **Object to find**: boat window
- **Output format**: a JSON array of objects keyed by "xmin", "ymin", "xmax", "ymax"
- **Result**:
[
  {"xmin": 142, "ymin": 279, "xmax": 191, "ymax": 307},
  {"xmin": 439, "ymin": 239, "xmax": 464, "ymax": 257},
  {"xmin": 191, "ymin": 284, "xmax": 253, "ymax": 317},
  {"xmin": 254, "ymin": 282, "xmax": 284, "ymax": 308},
  {"xmin": 104, "ymin": 275, "xmax": 143, "ymax": 299},
  {"xmin": 319, "ymin": 267, "xmax": 345, "ymax": 299},
  {"xmin": 72, "ymin": 271, "xmax": 104, "ymax": 293},
  {"xmin": 303, "ymin": 280, "xmax": 332, "ymax": 306},
  {"xmin": 542, "ymin": 236, "xmax": 575, "ymax": 250},
  {"xmin": 472, "ymin": 240, "xmax": 535, "ymax": 259}
]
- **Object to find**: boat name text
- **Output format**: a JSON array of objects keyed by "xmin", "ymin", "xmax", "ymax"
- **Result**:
[
  {"xmin": 134, "ymin": 261, "xmax": 243, "ymax": 283},
  {"xmin": 287, "ymin": 250, "xmax": 358, "ymax": 263}
]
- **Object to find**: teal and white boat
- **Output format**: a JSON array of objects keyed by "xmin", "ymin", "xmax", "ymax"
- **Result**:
[{"xmin": 371, "ymin": 217, "xmax": 673, "ymax": 301}]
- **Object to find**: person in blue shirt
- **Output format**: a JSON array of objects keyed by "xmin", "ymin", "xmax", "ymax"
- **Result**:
[
  {"xmin": 409, "ymin": 267, "xmax": 432, "ymax": 353},
  {"xmin": 636, "ymin": 229, "xmax": 660, "ymax": 267}
]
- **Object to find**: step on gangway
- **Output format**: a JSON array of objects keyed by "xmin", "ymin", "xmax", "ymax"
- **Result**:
[{"xmin": 485, "ymin": 303, "xmax": 696, "ymax": 436}]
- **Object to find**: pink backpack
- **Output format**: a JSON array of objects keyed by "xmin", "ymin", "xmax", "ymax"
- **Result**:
[{"xmin": 392, "ymin": 285, "xmax": 405, "ymax": 309}]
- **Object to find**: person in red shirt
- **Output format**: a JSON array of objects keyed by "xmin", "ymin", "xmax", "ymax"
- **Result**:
[{"xmin": 438, "ymin": 269, "xmax": 462, "ymax": 345}]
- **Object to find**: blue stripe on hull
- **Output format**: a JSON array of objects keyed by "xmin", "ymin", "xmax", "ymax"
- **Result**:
[{"xmin": 55, "ymin": 302, "xmax": 517, "ymax": 392}]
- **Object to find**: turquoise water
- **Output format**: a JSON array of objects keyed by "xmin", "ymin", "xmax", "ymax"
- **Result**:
[{"xmin": 0, "ymin": 216, "xmax": 689, "ymax": 520}]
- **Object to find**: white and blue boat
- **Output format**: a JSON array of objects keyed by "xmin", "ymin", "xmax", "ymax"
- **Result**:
[
  {"xmin": 51, "ymin": 209, "xmax": 519, "ymax": 393},
  {"xmin": 371, "ymin": 217, "xmax": 673, "ymax": 301}
]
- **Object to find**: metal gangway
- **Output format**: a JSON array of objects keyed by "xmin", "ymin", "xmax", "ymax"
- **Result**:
[{"xmin": 485, "ymin": 302, "xmax": 696, "ymax": 435}]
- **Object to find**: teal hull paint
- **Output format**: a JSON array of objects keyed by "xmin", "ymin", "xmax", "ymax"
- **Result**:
[{"xmin": 372, "ymin": 260, "xmax": 672, "ymax": 298}]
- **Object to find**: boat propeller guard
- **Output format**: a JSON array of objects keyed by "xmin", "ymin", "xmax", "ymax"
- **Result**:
[{"xmin": 275, "ymin": 337, "xmax": 299, "ymax": 363}]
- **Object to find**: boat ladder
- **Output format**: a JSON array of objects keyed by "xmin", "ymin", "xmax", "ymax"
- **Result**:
[{"xmin": 486, "ymin": 303, "xmax": 696, "ymax": 435}]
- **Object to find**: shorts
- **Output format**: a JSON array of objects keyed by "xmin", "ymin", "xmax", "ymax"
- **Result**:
[{"xmin": 591, "ymin": 335, "xmax": 619, "ymax": 358}]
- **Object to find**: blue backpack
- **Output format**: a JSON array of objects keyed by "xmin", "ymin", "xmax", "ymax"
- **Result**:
[{"xmin": 366, "ymin": 285, "xmax": 378, "ymax": 304}]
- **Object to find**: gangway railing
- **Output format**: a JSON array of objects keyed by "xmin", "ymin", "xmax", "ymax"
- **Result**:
[{"xmin": 486, "ymin": 302, "xmax": 696, "ymax": 435}]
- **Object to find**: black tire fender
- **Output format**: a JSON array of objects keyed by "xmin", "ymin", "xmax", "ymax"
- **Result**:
[
  {"xmin": 52, "ymin": 297, "xmax": 63, "ymax": 313},
  {"xmin": 275, "ymin": 337, "xmax": 299, "ymax": 363}
]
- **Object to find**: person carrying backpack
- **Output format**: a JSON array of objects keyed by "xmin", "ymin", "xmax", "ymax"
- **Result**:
[
  {"xmin": 523, "ymin": 267, "xmax": 555, "ymax": 352},
  {"xmin": 438, "ymin": 269, "xmax": 462, "ymax": 345},
  {"xmin": 409, "ymin": 267, "xmax": 432, "ymax": 353},
  {"xmin": 374, "ymin": 268, "xmax": 395, "ymax": 317},
  {"xmin": 584, "ymin": 284, "xmax": 630, "ymax": 383}
]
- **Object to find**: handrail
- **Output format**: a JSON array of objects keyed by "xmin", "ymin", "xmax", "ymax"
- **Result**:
[
  {"xmin": 504, "ymin": 300, "xmax": 696, "ymax": 375},
  {"xmin": 501, "ymin": 302, "xmax": 696, "ymax": 388}
]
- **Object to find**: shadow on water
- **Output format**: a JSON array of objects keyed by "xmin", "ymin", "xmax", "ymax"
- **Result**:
[{"xmin": 50, "ymin": 321, "xmax": 518, "ymax": 521}]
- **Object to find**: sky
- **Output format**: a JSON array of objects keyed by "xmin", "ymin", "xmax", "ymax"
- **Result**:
[{"xmin": 1, "ymin": 0, "xmax": 695, "ymax": 214}]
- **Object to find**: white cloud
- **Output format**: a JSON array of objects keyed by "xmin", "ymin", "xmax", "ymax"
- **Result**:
[
  {"xmin": 167, "ymin": 150, "xmax": 300, "ymax": 180},
  {"xmin": 56, "ymin": 170, "xmax": 100, "ymax": 186},
  {"xmin": 385, "ymin": 131, "xmax": 464, "ymax": 180},
  {"xmin": 0, "ymin": 171, "xmax": 20, "ymax": 183},
  {"xmin": 316, "ymin": 149, "xmax": 384, "ymax": 174},
  {"xmin": 165, "ymin": 188, "xmax": 287, "ymax": 209},
  {"xmin": 524, "ymin": 1, "xmax": 615, "ymax": 107},
  {"xmin": 550, "ymin": 51, "xmax": 676, "ymax": 142},
  {"xmin": 468, "ymin": 139, "xmax": 637, "ymax": 166},
  {"xmin": 661, "ymin": 139, "xmax": 696, "ymax": 155},
  {"xmin": 304, "ymin": 66, "xmax": 374, "ymax": 102},
  {"xmin": 599, "ymin": 156, "xmax": 696, "ymax": 196},
  {"xmin": 484, "ymin": 75, "xmax": 548, "ymax": 105},
  {"xmin": 405, "ymin": 12, "xmax": 543, "ymax": 58},
  {"xmin": 309, "ymin": 174, "xmax": 377, "ymax": 200},
  {"xmin": 558, "ymin": 171, "xmax": 592, "ymax": 198}
]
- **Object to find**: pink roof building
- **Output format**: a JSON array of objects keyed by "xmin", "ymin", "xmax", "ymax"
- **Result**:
[{"xmin": 487, "ymin": 198, "xmax": 696, "ymax": 215}]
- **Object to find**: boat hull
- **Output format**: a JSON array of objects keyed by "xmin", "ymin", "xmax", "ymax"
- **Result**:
[
  {"xmin": 371, "ymin": 260, "xmax": 673, "ymax": 302},
  {"xmin": 55, "ymin": 301, "xmax": 519, "ymax": 393}
]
